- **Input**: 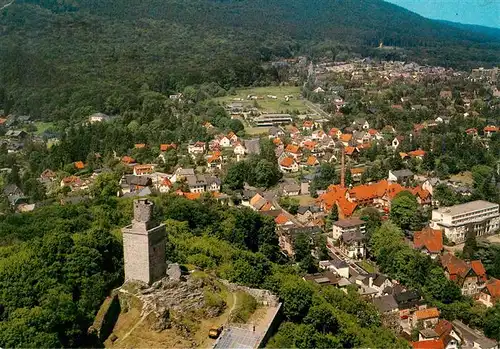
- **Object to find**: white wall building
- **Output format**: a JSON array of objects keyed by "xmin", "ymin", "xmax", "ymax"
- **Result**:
[{"xmin": 430, "ymin": 200, "xmax": 500, "ymax": 243}]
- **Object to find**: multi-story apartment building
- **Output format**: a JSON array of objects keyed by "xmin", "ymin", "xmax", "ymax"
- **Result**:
[
  {"xmin": 430, "ymin": 200, "xmax": 500, "ymax": 243},
  {"xmin": 332, "ymin": 218, "xmax": 366, "ymax": 240}
]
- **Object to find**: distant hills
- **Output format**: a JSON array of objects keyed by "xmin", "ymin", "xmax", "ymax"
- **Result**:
[
  {"xmin": 436, "ymin": 20, "xmax": 500, "ymax": 41},
  {"xmin": 1, "ymin": 0, "xmax": 499, "ymax": 116}
]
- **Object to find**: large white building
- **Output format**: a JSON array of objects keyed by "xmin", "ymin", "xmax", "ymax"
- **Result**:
[{"xmin": 430, "ymin": 200, "xmax": 500, "ymax": 243}]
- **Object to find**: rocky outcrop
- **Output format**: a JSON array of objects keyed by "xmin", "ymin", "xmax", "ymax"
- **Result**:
[{"xmin": 117, "ymin": 269, "xmax": 226, "ymax": 334}]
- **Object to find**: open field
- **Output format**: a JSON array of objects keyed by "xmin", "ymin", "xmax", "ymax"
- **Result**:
[{"xmin": 215, "ymin": 86, "xmax": 311, "ymax": 114}]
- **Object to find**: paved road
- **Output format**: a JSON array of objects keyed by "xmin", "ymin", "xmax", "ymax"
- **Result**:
[
  {"xmin": 0, "ymin": 1, "xmax": 14, "ymax": 10},
  {"xmin": 303, "ymin": 100, "xmax": 331, "ymax": 118}
]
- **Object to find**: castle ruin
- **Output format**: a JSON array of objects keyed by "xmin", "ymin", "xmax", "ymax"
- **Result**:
[{"xmin": 122, "ymin": 199, "xmax": 166, "ymax": 284}]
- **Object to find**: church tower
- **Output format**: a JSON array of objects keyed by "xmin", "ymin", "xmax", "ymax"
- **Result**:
[{"xmin": 122, "ymin": 199, "xmax": 166, "ymax": 284}]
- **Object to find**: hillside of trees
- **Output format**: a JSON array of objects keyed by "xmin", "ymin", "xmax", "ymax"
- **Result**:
[
  {"xmin": 1, "ymin": 0, "xmax": 499, "ymax": 118},
  {"xmin": 0, "ymin": 193, "xmax": 408, "ymax": 348}
]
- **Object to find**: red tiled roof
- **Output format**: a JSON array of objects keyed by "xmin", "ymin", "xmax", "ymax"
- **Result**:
[
  {"xmin": 261, "ymin": 202, "xmax": 273, "ymax": 211},
  {"xmin": 434, "ymin": 320, "xmax": 452, "ymax": 338},
  {"xmin": 303, "ymin": 141, "xmax": 317, "ymax": 150},
  {"xmin": 122, "ymin": 156, "xmax": 136, "ymax": 164},
  {"xmin": 412, "ymin": 339, "xmax": 444, "ymax": 349},
  {"xmin": 415, "ymin": 307, "xmax": 440, "ymax": 320},
  {"xmin": 409, "ymin": 149, "xmax": 426, "ymax": 158},
  {"xmin": 329, "ymin": 127, "xmax": 340, "ymax": 137},
  {"xmin": 484, "ymin": 126, "xmax": 498, "ymax": 132},
  {"xmin": 290, "ymin": 126, "xmax": 300, "ymax": 134},
  {"xmin": 207, "ymin": 153, "xmax": 221, "ymax": 163},
  {"xmin": 285, "ymin": 144, "xmax": 301, "ymax": 154},
  {"xmin": 162, "ymin": 177, "xmax": 172, "ymax": 187},
  {"xmin": 160, "ymin": 143, "xmax": 177, "ymax": 152},
  {"xmin": 250, "ymin": 194, "xmax": 264, "ymax": 206},
  {"xmin": 275, "ymin": 213, "xmax": 290, "ymax": 225},
  {"xmin": 273, "ymin": 138, "xmax": 282, "ymax": 145},
  {"xmin": 471, "ymin": 260, "xmax": 487, "ymax": 280},
  {"xmin": 440, "ymin": 254, "xmax": 470, "ymax": 279},
  {"xmin": 74, "ymin": 161, "xmax": 85, "ymax": 170},
  {"xmin": 484, "ymin": 278, "xmax": 500, "ymax": 299},
  {"xmin": 280, "ymin": 157, "xmax": 295, "ymax": 168},
  {"xmin": 306, "ymin": 156, "xmax": 318, "ymax": 166},
  {"xmin": 303, "ymin": 120, "xmax": 313, "ymax": 127},
  {"xmin": 411, "ymin": 186, "xmax": 431, "ymax": 200},
  {"xmin": 466, "ymin": 128, "xmax": 478, "ymax": 134},
  {"xmin": 345, "ymin": 146, "xmax": 357, "ymax": 155},
  {"xmin": 350, "ymin": 167, "xmax": 365, "ymax": 175},
  {"xmin": 414, "ymin": 227, "xmax": 443, "ymax": 253},
  {"xmin": 340, "ymin": 134, "xmax": 353, "ymax": 142},
  {"xmin": 368, "ymin": 128, "xmax": 379, "ymax": 136},
  {"xmin": 135, "ymin": 143, "xmax": 146, "ymax": 149}
]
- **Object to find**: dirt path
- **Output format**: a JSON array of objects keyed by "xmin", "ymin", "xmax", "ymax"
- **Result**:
[
  {"xmin": 0, "ymin": 1, "xmax": 14, "ymax": 10},
  {"xmin": 118, "ymin": 311, "xmax": 152, "ymax": 343}
]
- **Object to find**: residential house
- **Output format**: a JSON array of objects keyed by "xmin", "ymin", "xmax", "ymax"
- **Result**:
[
  {"xmin": 413, "ymin": 227, "xmax": 444, "ymax": 259},
  {"xmin": 275, "ymin": 213, "xmax": 293, "ymax": 227},
  {"xmin": 319, "ymin": 254, "xmax": 349, "ymax": 279},
  {"xmin": 395, "ymin": 290, "xmax": 426, "ymax": 323},
  {"xmin": 305, "ymin": 155, "xmax": 319, "ymax": 167},
  {"xmin": 74, "ymin": 161, "xmax": 86, "ymax": 170},
  {"xmin": 185, "ymin": 174, "xmax": 221, "ymax": 193},
  {"xmin": 39, "ymin": 169, "xmax": 57, "ymax": 182},
  {"xmin": 484, "ymin": 126, "xmax": 499, "ymax": 137},
  {"xmin": 249, "ymin": 193, "xmax": 274, "ymax": 212},
  {"xmin": 207, "ymin": 152, "xmax": 223, "ymax": 170},
  {"xmin": 350, "ymin": 167, "xmax": 365, "ymax": 182},
  {"xmin": 216, "ymin": 135, "xmax": 232, "ymax": 148},
  {"xmin": 311, "ymin": 129, "xmax": 327, "ymax": 141},
  {"xmin": 303, "ymin": 271, "xmax": 347, "ymax": 288},
  {"xmin": 188, "ymin": 141, "xmax": 206, "ymax": 155},
  {"xmin": 283, "ymin": 183, "xmax": 301, "ymax": 196},
  {"xmin": 268, "ymin": 126, "xmax": 285, "ymax": 139},
  {"xmin": 160, "ymin": 143, "xmax": 177, "ymax": 152},
  {"xmin": 134, "ymin": 143, "xmax": 146, "ymax": 149},
  {"xmin": 352, "ymin": 119, "xmax": 370, "ymax": 130},
  {"xmin": 120, "ymin": 175, "xmax": 152, "ymax": 196},
  {"xmin": 372, "ymin": 294, "xmax": 399, "ymax": 315},
  {"xmin": 133, "ymin": 164, "xmax": 155, "ymax": 176},
  {"xmin": 412, "ymin": 307, "xmax": 440, "ymax": 329},
  {"xmin": 339, "ymin": 230, "xmax": 366, "ymax": 260},
  {"xmin": 3, "ymin": 184, "xmax": 26, "ymax": 207},
  {"xmin": 478, "ymin": 278, "xmax": 500, "ymax": 307},
  {"xmin": 296, "ymin": 205, "xmax": 323, "ymax": 223},
  {"xmin": 284, "ymin": 144, "xmax": 302, "ymax": 160},
  {"xmin": 408, "ymin": 149, "xmax": 426, "ymax": 160},
  {"xmin": 121, "ymin": 156, "xmax": 136, "ymax": 165},
  {"xmin": 388, "ymin": 169, "xmax": 414, "ymax": 184},
  {"xmin": 158, "ymin": 177, "xmax": 173, "ymax": 193},
  {"xmin": 332, "ymin": 218, "xmax": 366, "ymax": 240},
  {"xmin": 440, "ymin": 254, "xmax": 485, "ymax": 296},
  {"xmin": 280, "ymin": 157, "xmax": 299, "ymax": 173},
  {"xmin": 233, "ymin": 142, "xmax": 246, "ymax": 156},
  {"xmin": 339, "ymin": 134, "xmax": 353, "ymax": 147},
  {"xmin": 5, "ymin": 130, "xmax": 27, "ymax": 139},
  {"xmin": 88, "ymin": 112, "xmax": 110, "ymax": 123},
  {"xmin": 433, "ymin": 320, "xmax": 461, "ymax": 349},
  {"xmin": 302, "ymin": 120, "xmax": 314, "ymax": 131},
  {"xmin": 329, "ymin": 127, "xmax": 342, "ymax": 139}
]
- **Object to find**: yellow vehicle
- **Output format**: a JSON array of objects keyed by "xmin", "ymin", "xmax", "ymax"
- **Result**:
[{"xmin": 209, "ymin": 326, "xmax": 223, "ymax": 339}]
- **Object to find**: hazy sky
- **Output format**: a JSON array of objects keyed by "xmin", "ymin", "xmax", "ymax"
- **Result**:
[{"xmin": 386, "ymin": 0, "xmax": 500, "ymax": 28}]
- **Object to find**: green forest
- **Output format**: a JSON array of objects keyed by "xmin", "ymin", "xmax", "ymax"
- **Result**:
[{"xmin": 1, "ymin": 0, "xmax": 499, "ymax": 119}]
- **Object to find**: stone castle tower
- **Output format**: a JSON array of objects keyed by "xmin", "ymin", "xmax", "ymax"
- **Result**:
[{"xmin": 122, "ymin": 199, "xmax": 166, "ymax": 284}]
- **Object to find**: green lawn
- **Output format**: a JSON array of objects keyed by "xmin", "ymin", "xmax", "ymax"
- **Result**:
[
  {"xmin": 25, "ymin": 121, "xmax": 56, "ymax": 135},
  {"xmin": 358, "ymin": 260, "xmax": 376, "ymax": 273},
  {"xmin": 215, "ymin": 86, "xmax": 311, "ymax": 114}
]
